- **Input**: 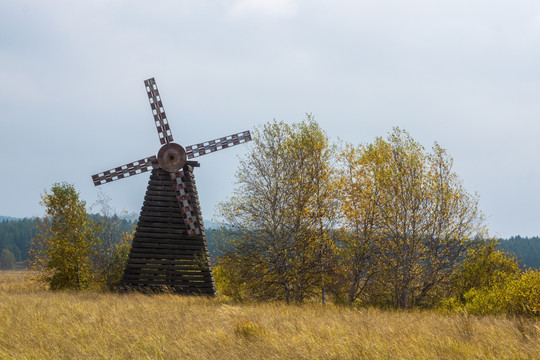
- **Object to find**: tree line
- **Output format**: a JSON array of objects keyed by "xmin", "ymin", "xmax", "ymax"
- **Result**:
[
  {"xmin": 0, "ymin": 215, "xmax": 134, "ymax": 267},
  {"xmin": 0, "ymin": 218, "xmax": 37, "ymax": 263},
  {"xmin": 2, "ymin": 218, "xmax": 538, "ymax": 270},
  {"xmin": 498, "ymin": 236, "xmax": 540, "ymax": 269}
]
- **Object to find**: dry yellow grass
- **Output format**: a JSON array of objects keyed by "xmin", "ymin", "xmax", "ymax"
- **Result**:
[{"xmin": 0, "ymin": 271, "xmax": 539, "ymax": 360}]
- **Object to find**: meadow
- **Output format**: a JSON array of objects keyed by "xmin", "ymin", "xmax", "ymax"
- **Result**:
[{"xmin": 0, "ymin": 271, "xmax": 538, "ymax": 360}]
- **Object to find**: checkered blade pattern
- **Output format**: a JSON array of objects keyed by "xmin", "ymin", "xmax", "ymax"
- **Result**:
[
  {"xmin": 144, "ymin": 77, "xmax": 174, "ymax": 145},
  {"xmin": 185, "ymin": 130, "xmax": 252, "ymax": 159},
  {"xmin": 170, "ymin": 170, "xmax": 201, "ymax": 236},
  {"xmin": 92, "ymin": 156, "xmax": 157, "ymax": 186}
]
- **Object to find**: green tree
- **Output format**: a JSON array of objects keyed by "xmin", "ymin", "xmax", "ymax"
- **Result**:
[
  {"xmin": 29, "ymin": 183, "xmax": 99, "ymax": 290},
  {"xmin": 0, "ymin": 248, "xmax": 16, "ymax": 270}
]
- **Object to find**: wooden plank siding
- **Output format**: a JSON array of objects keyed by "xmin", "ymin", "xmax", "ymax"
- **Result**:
[{"xmin": 120, "ymin": 166, "xmax": 216, "ymax": 295}]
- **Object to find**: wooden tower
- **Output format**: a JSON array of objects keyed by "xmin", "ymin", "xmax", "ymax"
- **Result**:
[{"xmin": 91, "ymin": 77, "xmax": 251, "ymax": 295}]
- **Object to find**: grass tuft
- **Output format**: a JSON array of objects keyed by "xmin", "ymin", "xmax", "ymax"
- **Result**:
[{"xmin": 234, "ymin": 320, "xmax": 264, "ymax": 339}]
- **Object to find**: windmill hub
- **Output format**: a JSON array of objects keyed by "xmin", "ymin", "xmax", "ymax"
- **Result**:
[{"xmin": 157, "ymin": 142, "xmax": 186, "ymax": 172}]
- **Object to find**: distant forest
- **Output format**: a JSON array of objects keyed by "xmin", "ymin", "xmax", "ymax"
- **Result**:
[
  {"xmin": 0, "ymin": 217, "xmax": 135, "ymax": 263},
  {"xmin": 1, "ymin": 218, "xmax": 539, "ymax": 269},
  {"xmin": 497, "ymin": 236, "xmax": 540, "ymax": 269}
]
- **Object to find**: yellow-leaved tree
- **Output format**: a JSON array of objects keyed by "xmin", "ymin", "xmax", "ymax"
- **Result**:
[
  {"xmin": 29, "ymin": 183, "xmax": 99, "ymax": 290},
  {"xmin": 337, "ymin": 128, "xmax": 488, "ymax": 308},
  {"xmin": 217, "ymin": 116, "xmax": 337, "ymax": 303}
]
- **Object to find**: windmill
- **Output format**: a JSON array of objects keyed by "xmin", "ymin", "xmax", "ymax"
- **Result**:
[{"xmin": 91, "ymin": 77, "xmax": 251, "ymax": 295}]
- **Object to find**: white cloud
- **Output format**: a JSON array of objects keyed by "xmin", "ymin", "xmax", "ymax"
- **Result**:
[{"xmin": 228, "ymin": 0, "xmax": 298, "ymax": 19}]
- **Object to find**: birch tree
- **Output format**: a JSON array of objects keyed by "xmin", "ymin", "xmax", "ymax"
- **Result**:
[
  {"xmin": 218, "ymin": 116, "xmax": 336, "ymax": 303},
  {"xmin": 338, "ymin": 128, "xmax": 487, "ymax": 308}
]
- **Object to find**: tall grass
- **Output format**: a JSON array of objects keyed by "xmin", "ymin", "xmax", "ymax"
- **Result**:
[{"xmin": 0, "ymin": 271, "xmax": 538, "ymax": 359}]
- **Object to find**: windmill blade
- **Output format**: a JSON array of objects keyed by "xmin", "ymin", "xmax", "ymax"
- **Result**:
[
  {"xmin": 144, "ymin": 78, "xmax": 174, "ymax": 145},
  {"xmin": 92, "ymin": 156, "xmax": 157, "ymax": 186},
  {"xmin": 185, "ymin": 130, "xmax": 252, "ymax": 159},
  {"xmin": 170, "ymin": 170, "xmax": 201, "ymax": 236}
]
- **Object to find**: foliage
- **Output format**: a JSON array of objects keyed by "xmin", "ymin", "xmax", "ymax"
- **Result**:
[
  {"xmin": 25, "ymin": 185, "xmax": 134, "ymax": 291},
  {"xmin": 452, "ymin": 240, "xmax": 520, "ymax": 301},
  {"xmin": 93, "ymin": 229, "xmax": 133, "ymax": 290},
  {"xmin": 213, "ymin": 262, "xmax": 248, "ymax": 302},
  {"xmin": 216, "ymin": 122, "xmax": 491, "ymax": 308},
  {"xmin": 461, "ymin": 287, "xmax": 507, "ymax": 316},
  {"xmin": 29, "ymin": 183, "xmax": 99, "ymax": 290},
  {"xmin": 505, "ymin": 269, "xmax": 540, "ymax": 317},
  {"xmin": 336, "ymin": 128, "xmax": 487, "ymax": 308},
  {"xmin": 454, "ymin": 269, "xmax": 540, "ymax": 318},
  {"xmin": 218, "ymin": 116, "xmax": 337, "ymax": 303},
  {"xmin": 441, "ymin": 240, "xmax": 540, "ymax": 318},
  {"xmin": 0, "ymin": 248, "xmax": 16, "ymax": 270}
]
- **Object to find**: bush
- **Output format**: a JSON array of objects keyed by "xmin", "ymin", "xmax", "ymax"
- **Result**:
[
  {"xmin": 452, "ymin": 240, "xmax": 519, "ymax": 302},
  {"xmin": 506, "ymin": 269, "xmax": 540, "ymax": 318},
  {"xmin": 213, "ymin": 262, "xmax": 248, "ymax": 302},
  {"xmin": 462, "ymin": 287, "xmax": 506, "ymax": 316},
  {"xmin": 445, "ymin": 269, "xmax": 540, "ymax": 318},
  {"xmin": 437, "ymin": 241, "xmax": 540, "ymax": 318}
]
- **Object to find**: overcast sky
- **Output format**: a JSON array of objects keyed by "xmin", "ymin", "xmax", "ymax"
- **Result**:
[{"xmin": 1, "ymin": 0, "xmax": 540, "ymax": 238}]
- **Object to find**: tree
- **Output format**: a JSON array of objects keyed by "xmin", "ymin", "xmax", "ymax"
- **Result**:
[
  {"xmin": 29, "ymin": 183, "xmax": 99, "ymax": 290},
  {"xmin": 335, "ymin": 144, "xmax": 384, "ymax": 303},
  {"xmin": 0, "ymin": 248, "xmax": 16, "ymax": 270},
  {"xmin": 91, "ymin": 192, "xmax": 134, "ymax": 289},
  {"xmin": 218, "ymin": 116, "xmax": 337, "ymax": 303},
  {"xmin": 337, "ymin": 128, "xmax": 487, "ymax": 308}
]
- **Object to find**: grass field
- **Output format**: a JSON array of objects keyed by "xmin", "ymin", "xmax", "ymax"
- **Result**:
[{"xmin": 0, "ymin": 271, "xmax": 538, "ymax": 360}]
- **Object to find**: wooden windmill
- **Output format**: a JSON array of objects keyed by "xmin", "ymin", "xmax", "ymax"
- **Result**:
[{"xmin": 91, "ymin": 77, "xmax": 251, "ymax": 295}]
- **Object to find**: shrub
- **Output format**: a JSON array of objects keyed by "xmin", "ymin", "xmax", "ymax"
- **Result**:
[
  {"xmin": 213, "ymin": 262, "xmax": 248, "ymax": 302},
  {"xmin": 462, "ymin": 287, "xmax": 506, "ymax": 316},
  {"xmin": 506, "ymin": 269, "xmax": 540, "ymax": 318},
  {"xmin": 448, "ymin": 269, "xmax": 540, "ymax": 318}
]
